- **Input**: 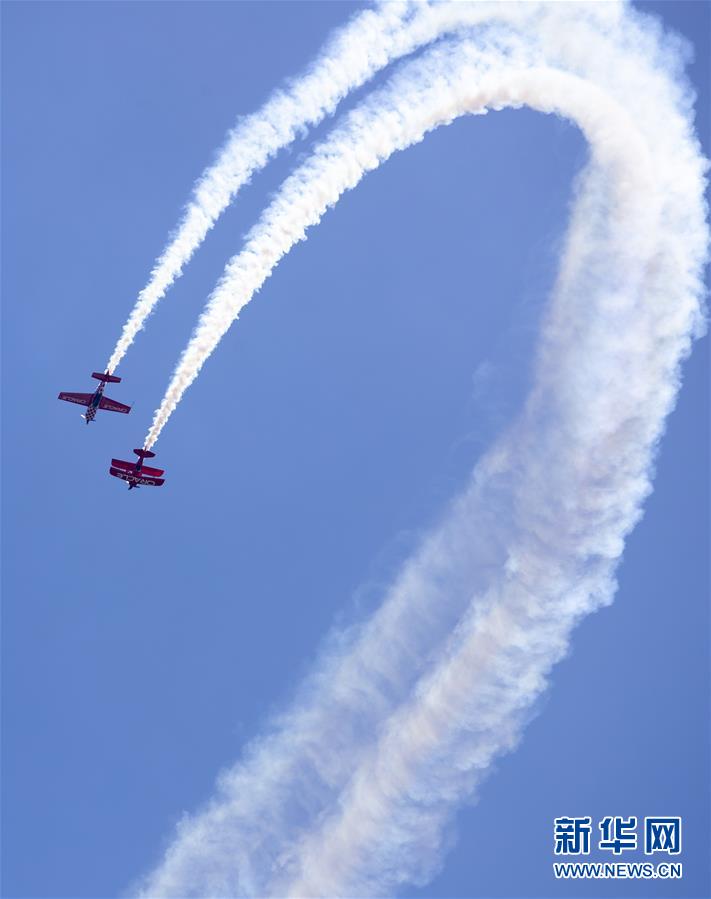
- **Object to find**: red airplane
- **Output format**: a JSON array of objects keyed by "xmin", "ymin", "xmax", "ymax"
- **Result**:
[
  {"xmin": 58, "ymin": 371, "xmax": 131, "ymax": 423},
  {"xmin": 109, "ymin": 449, "xmax": 165, "ymax": 490}
]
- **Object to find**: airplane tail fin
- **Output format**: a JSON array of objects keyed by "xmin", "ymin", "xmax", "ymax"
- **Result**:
[
  {"xmin": 133, "ymin": 448, "xmax": 156, "ymax": 459},
  {"xmin": 92, "ymin": 371, "xmax": 121, "ymax": 384}
]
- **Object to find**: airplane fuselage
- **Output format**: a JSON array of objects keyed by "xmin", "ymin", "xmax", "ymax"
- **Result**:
[{"xmin": 84, "ymin": 382, "xmax": 106, "ymax": 423}]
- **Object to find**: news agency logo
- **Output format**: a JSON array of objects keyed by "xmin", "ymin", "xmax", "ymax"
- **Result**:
[
  {"xmin": 552, "ymin": 816, "xmax": 683, "ymax": 881},
  {"xmin": 554, "ymin": 816, "xmax": 681, "ymax": 855}
]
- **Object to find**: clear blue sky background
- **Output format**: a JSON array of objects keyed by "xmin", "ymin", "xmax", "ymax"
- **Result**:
[{"xmin": 2, "ymin": 3, "xmax": 708, "ymax": 898}]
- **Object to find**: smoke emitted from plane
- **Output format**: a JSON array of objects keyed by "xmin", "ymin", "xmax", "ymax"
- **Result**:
[
  {"xmin": 102, "ymin": 0, "xmax": 594, "ymax": 375},
  {"xmin": 136, "ymin": 4, "xmax": 708, "ymax": 897},
  {"xmin": 104, "ymin": 2, "xmax": 414, "ymax": 374}
]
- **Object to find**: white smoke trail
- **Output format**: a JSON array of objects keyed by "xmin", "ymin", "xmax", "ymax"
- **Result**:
[
  {"xmin": 105, "ymin": 0, "xmax": 583, "ymax": 374},
  {"xmin": 137, "ymin": 5, "xmax": 708, "ymax": 898},
  {"xmin": 143, "ymin": 0, "xmax": 692, "ymax": 450},
  {"xmin": 108, "ymin": 1, "xmax": 438, "ymax": 374},
  {"xmin": 275, "ymin": 142, "xmax": 698, "ymax": 893},
  {"xmin": 105, "ymin": 1, "xmax": 415, "ymax": 373}
]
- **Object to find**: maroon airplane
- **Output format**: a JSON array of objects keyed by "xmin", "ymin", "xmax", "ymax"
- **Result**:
[
  {"xmin": 58, "ymin": 371, "xmax": 131, "ymax": 423},
  {"xmin": 110, "ymin": 448, "xmax": 165, "ymax": 490}
]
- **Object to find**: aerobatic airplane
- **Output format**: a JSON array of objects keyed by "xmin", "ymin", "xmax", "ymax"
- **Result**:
[
  {"xmin": 109, "ymin": 448, "xmax": 165, "ymax": 490},
  {"xmin": 58, "ymin": 371, "xmax": 131, "ymax": 423}
]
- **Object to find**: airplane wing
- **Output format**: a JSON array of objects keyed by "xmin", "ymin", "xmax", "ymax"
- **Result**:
[
  {"xmin": 99, "ymin": 396, "xmax": 131, "ymax": 414},
  {"xmin": 109, "ymin": 467, "xmax": 164, "ymax": 487},
  {"xmin": 111, "ymin": 458, "xmax": 164, "ymax": 477},
  {"xmin": 110, "ymin": 467, "xmax": 134, "ymax": 482},
  {"xmin": 136, "ymin": 475, "xmax": 165, "ymax": 487},
  {"xmin": 111, "ymin": 458, "xmax": 134, "ymax": 471},
  {"xmin": 58, "ymin": 392, "xmax": 92, "ymax": 407},
  {"xmin": 139, "ymin": 464, "xmax": 165, "ymax": 477}
]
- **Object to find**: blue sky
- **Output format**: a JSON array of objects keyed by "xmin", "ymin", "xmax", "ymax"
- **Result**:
[{"xmin": 1, "ymin": 2, "xmax": 708, "ymax": 898}]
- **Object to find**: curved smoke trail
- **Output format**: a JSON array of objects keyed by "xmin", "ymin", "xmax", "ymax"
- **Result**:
[
  {"xmin": 105, "ymin": 0, "xmax": 589, "ymax": 373},
  {"xmin": 143, "ymin": 0, "xmax": 706, "ymax": 450},
  {"xmin": 137, "ymin": 5, "xmax": 707, "ymax": 898},
  {"xmin": 106, "ymin": 0, "xmax": 412, "ymax": 373}
]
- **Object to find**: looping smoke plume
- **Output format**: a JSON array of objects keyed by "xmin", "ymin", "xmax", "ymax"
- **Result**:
[
  {"xmin": 105, "ymin": 0, "xmax": 601, "ymax": 373},
  {"xmin": 133, "ymin": 3, "xmax": 708, "ymax": 897}
]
